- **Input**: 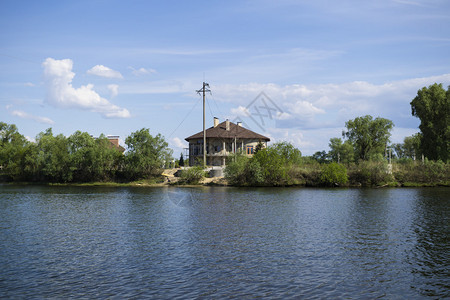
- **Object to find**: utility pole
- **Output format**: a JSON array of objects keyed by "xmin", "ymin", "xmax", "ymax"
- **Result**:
[{"xmin": 197, "ymin": 82, "xmax": 211, "ymax": 168}]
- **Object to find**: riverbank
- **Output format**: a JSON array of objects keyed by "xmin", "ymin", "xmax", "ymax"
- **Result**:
[
  {"xmin": 3, "ymin": 176, "xmax": 448, "ymax": 188},
  {"xmin": 1, "ymin": 160, "xmax": 449, "ymax": 188}
]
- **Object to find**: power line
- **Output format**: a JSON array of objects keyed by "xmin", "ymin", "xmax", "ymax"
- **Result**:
[
  {"xmin": 167, "ymin": 97, "xmax": 201, "ymax": 139},
  {"xmin": 206, "ymin": 96, "xmax": 214, "ymax": 119},
  {"xmin": 208, "ymin": 92, "xmax": 225, "ymax": 120}
]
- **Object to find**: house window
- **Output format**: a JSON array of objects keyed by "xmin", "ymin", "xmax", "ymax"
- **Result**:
[{"xmin": 246, "ymin": 146, "xmax": 254, "ymax": 155}]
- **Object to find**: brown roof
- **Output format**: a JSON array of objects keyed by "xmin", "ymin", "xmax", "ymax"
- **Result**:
[{"xmin": 185, "ymin": 121, "xmax": 270, "ymax": 141}]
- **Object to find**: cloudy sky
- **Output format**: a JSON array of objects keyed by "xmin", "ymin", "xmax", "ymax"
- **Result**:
[{"xmin": 1, "ymin": 0, "xmax": 449, "ymax": 156}]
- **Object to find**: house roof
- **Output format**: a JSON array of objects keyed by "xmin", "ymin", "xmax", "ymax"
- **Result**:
[{"xmin": 185, "ymin": 121, "xmax": 270, "ymax": 141}]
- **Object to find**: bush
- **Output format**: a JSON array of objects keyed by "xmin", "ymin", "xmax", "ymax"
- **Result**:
[
  {"xmin": 225, "ymin": 142, "xmax": 302, "ymax": 186},
  {"xmin": 179, "ymin": 166, "xmax": 206, "ymax": 184},
  {"xmin": 224, "ymin": 154, "xmax": 250, "ymax": 186},
  {"xmin": 348, "ymin": 161, "xmax": 393, "ymax": 186},
  {"xmin": 320, "ymin": 162, "xmax": 348, "ymax": 186},
  {"xmin": 288, "ymin": 163, "xmax": 321, "ymax": 186},
  {"xmin": 393, "ymin": 159, "xmax": 449, "ymax": 186}
]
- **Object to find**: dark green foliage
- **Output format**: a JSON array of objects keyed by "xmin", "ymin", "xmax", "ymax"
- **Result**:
[
  {"xmin": 343, "ymin": 115, "xmax": 394, "ymax": 160},
  {"xmin": 179, "ymin": 153, "xmax": 184, "ymax": 167},
  {"xmin": 410, "ymin": 83, "xmax": 449, "ymax": 162},
  {"xmin": 320, "ymin": 162, "xmax": 348, "ymax": 186},
  {"xmin": 0, "ymin": 123, "xmax": 172, "ymax": 183},
  {"xmin": 254, "ymin": 140, "xmax": 264, "ymax": 154},
  {"xmin": 35, "ymin": 129, "xmax": 73, "ymax": 182},
  {"xmin": 0, "ymin": 122, "xmax": 30, "ymax": 181},
  {"xmin": 312, "ymin": 151, "xmax": 329, "ymax": 164}
]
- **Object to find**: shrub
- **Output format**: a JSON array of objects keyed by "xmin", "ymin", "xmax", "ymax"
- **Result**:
[
  {"xmin": 180, "ymin": 166, "xmax": 205, "ymax": 184},
  {"xmin": 393, "ymin": 159, "xmax": 449, "ymax": 185},
  {"xmin": 224, "ymin": 154, "xmax": 250, "ymax": 186},
  {"xmin": 349, "ymin": 161, "xmax": 393, "ymax": 186},
  {"xmin": 320, "ymin": 162, "xmax": 348, "ymax": 186}
]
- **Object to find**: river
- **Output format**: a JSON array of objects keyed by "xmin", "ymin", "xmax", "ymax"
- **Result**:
[{"xmin": 0, "ymin": 185, "xmax": 448, "ymax": 298}]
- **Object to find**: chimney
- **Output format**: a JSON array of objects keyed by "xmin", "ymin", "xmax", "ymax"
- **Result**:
[
  {"xmin": 226, "ymin": 119, "xmax": 230, "ymax": 131},
  {"xmin": 214, "ymin": 117, "xmax": 219, "ymax": 128},
  {"xmin": 237, "ymin": 122, "xmax": 242, "ymax": 127}
]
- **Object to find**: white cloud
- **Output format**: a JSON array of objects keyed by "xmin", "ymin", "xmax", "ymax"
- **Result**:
[
  {"xmin": 42, "ymin": 58, "xmax": 130, "ymax": 118},
  {"xmin": 276, "ymin": 112, "xmax": 292, "ymax": 120},
  {"xmin": 25, "ymin": 136, "xmax": 35, "ymax": 143},
  {"xmin": 10, "ymin": 109, "xmax": 54, "ymax": 125},
  {"xmin": 87, "ymin": 65, "xmax": 123, "ymax": 79},
  {"xmin": 108, "ymin": 84, "xmax": 119, "ymax": 98},
  {"xmin": 230, "ymin": 105, "xmax": 250, "ymax": 117},
  {"xmin": 285, "ymin": 100, "xmax": 325, "ymax": 118},
  {"xmin": 214, "ymin": 73, "xmax": 450, "ymax": 129},
  {"xmin": 210, "ymin": 74, "xmax": 450, "ymax": 154},
  {"xmin": 171, "ymin": 137, "xmax": 187, "ymax": 149},
  {"xmin": 129, "ymin": 66, "xmax": 157, "ymax": 76}
]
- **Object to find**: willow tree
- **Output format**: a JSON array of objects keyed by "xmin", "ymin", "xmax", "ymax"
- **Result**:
[
  {"xmin": 411, "ymin": 83, "xmax": 449, "ymax": 161},
  {"xmin": 124, "ymin": 128, "xmax": 172, "ymax": 180},
  {"xmin": 343, "ymin": 115, "xmax": 394, "ymax": 161}
]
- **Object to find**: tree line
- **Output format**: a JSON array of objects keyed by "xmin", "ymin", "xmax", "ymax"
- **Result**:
[
  {"xmin": 224, "ymin": 83, "xmax": 449, "ymax": 187},
  {"xmin": 0, "ymin": 125, "xmax": 172, "ymax": 183},
  {"xmin": 1, "ymin": 83, "xmax": 448, "ymax": 185},
  {"xmin": 313, "ymin": 83, "xmax": 449, "ymax": 164}
]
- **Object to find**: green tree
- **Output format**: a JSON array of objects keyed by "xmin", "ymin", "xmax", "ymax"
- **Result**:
[
  {"xmin": 312, "ymin": 151, "xmax": 329, "ymax": 164},
  {"xmin": 393, "ymin": 133, "xmax": 421, "ymax": 160},
  {"xmin": 94, "ymin": 134, "xmax": 124, "ymax": 181},
  {"xmin": 225, "ymin": 142, "xmax": 302, "ymax": 186},
  {"xmin": 320, "ymin": 162, "xmax": 348, "ymax": 186},
  {"xmin": 68, "ymin": 131, "xmax": 98, "ymax": 181},
  {"xmin": 35, "ymin": 128, "xmax": 72, "ymax": 182},
  {"xmin": 179, "ymin": 153, "xmax": 184, "ymax": 167},
  {"xmin": 0, "ymin": 122, "xmax": 29, "ymax": 180},
  {"xmin": 67, "ymin": 131, "xmax": 122, "ymax": 182},
  {"xmin": 343, "ymin": 115, "xmax": 394, "ymax": 161},
  {"xmin": 328, "ymin": 138, "xmax": 354, "ymax": 163},
  {"xmin": 253, "ymin": 141, "xmax": 301, "ymax": 186},
  {"xmin": 392, "ymin": 143, "xmax": 405, "ymax": 159},
  {"xmin": 272, "ymin": 141, "xmax": 302, "ymax": 165},
  {"xmin": 224, "ymin": 153, "xmax": 250, "ymax": 185},
  {"xmin": 124, "ymin": 128, "xmax": 171, "ymax": 180},
  {"xmin": 410, "ymin": 83, "xmax": 449, "ymax": 161},
  {"xmin": 254, "ymin": 140, "xmax": 264, "ymax": 154}
]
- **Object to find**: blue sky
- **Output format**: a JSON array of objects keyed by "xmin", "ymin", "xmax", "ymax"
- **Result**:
[{"xmin": 1, "ymin": 0, "xmax": 449, "ymax": 156}]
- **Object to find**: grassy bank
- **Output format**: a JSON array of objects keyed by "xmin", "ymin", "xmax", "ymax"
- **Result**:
[
  {"xmin": 224, "ymin": 158, "xmax": 450, "ymax": 188},
  {"xmin": 2, "ymin": 160, "xmax": 448, "ymax": 188}
]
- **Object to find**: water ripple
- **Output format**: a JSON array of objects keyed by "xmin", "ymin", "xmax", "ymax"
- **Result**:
[{"xmin": 0, "ymin": 186, "xmax": 448, "ymax": 298}]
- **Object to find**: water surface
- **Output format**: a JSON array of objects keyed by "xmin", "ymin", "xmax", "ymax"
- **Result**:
[{"xmin": 0, "ymin": 186, "xmax": 448, "ymax": 298}]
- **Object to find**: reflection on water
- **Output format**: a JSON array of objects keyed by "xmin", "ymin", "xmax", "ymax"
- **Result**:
[{"xmin": 0, "ymin": 185, "xmax": 448, "ymax": 298}]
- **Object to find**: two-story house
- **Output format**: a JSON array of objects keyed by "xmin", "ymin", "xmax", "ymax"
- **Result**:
[{"xmin": 185, "ymin": 117, "xmax": 270, "ymax": 166}]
